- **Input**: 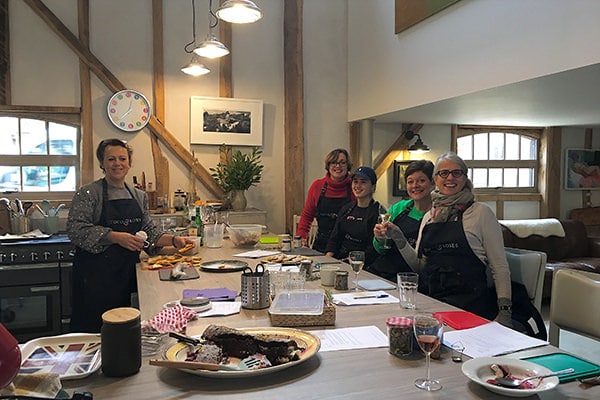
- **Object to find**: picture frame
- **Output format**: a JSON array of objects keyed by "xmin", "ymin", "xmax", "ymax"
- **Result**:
[
  {"xmin": 190, "ymin": 96, "xmax": 263, "ymax": 146},
  {"xmin": 564, "ymin": 148, "xmax": 600, "ymax": 190},
  {"xmin": 393, "ymin": 160, "xmax": 413, "ymax": 197}
]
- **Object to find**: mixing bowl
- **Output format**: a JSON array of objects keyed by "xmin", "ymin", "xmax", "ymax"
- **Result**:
[{"xmin": 227, "ymin": 224, "xmax": 262, "ymax": 247}]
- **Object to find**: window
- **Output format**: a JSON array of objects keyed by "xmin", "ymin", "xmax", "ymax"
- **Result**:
[
  {"xmin": 0, "ymin": 116, "xmax": 79, "ymax": 195},
  {"xmin": 455, "ymin": 126, "xmax": 541, "ymax": 193}
]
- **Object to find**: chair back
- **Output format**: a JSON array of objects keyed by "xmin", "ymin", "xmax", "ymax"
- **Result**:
[
  {"xmin": 549, "ymin": 269, "xmax": 600, "ymax": 346},
  {"xmin": 293, "ymin": 215, "xmax": 318, "ymax": 249}
]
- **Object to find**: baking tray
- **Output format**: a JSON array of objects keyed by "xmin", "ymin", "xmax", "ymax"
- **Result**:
[{"xmin": 523, "ymin": 353, "xmax": 600, "ymax": 382}]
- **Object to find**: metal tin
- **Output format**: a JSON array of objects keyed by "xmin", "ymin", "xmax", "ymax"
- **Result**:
[{"xmin": 334, "ymin": 270, "xmax": 349, "ymax": 290}]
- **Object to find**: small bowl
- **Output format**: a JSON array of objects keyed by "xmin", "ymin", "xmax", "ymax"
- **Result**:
[{"xmin": 227, "ymin": 224, "xmax": 262, "ymax": 247}]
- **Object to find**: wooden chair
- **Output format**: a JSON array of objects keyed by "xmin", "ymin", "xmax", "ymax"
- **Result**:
[
  {"xmin": 293, "ymin": 215, "xmax": 318, "ymax": 249},
  {"xmin": 549, "ymin": 269, "xmax": 600, "ymax": 347}
]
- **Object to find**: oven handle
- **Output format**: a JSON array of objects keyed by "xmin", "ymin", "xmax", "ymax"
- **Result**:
[{"xmin": 30, "ymin": 285, "xmax": 60, "ymax": 293}]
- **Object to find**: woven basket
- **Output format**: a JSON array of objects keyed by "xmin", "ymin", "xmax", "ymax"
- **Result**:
[{"xmin": 269, "ymin": 298, "xmax": 336, "ymax": 327}]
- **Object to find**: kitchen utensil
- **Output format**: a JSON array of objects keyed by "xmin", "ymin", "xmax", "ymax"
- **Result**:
[
  {"xmin": 41, "ymin": 199, "xmax": 51, "ymax": 215},
  {"xmin": 149, "ymin": 356, "xmax": 262, "ymax": 371},
  {"xmin": 240, "ymin": 264, "xmax": 270, "ymax": 309},
  {"xmin": 168, "ymin": 331, "xmax": 203, "ymax": 346},
  {"xmin": 34, "ymin": 203, "xmax": 48, "ymax": 217},
  {"xmin": 51, "ymin": 203, "xmax": 65, "ymax": 216},
  {"xmin": 495, "ymin": 368, "xmax": 574, "ymax": 388}
]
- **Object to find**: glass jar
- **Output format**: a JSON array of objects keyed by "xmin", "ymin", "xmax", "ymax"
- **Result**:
[
  {"xmin": 281, "ymin": 238, "xmax": 291, "ymax": 252},
  {"xmin": 386, "ymin": 316, "xmax": 413, "ymax": 357}
]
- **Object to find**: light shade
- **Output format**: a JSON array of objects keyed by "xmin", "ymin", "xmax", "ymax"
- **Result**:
[
  {"xmin": 405, "ymin": 131, "xmax": 430, "ymax": 153},
  {"xmin": 216, "ymin": 0, "xmax": 263, "ymax": 24},
  {"xmin": 181, "ymin": 55, "xmax": 210, "ymax": 76},
  {"xmin": 193, "ymin": 33, "xmax": 230, "ymax": 59}
]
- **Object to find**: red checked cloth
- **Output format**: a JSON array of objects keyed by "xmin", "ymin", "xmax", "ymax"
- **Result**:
[{"xmin": 142, "ymin": 303, "xmax": 197, "ymax": 333}]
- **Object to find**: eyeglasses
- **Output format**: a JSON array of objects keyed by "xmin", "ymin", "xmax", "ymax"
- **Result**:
[
  {"xmin": 436, "ymin": 169, "xmax": 466, "ymax": 178},
  {"xmin": 329, "ymin": 160, "xmax": 348, "ymax": 167}
]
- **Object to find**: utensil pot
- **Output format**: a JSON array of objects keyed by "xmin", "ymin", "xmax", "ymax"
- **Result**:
[{"xmin": 240, "ymin": 265, "xmax": 270, "ymax": 309}]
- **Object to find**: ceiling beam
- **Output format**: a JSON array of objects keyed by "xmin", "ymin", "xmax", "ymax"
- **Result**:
[{"xmin": 373, "ymin": 123, "xmax": 423, "ymax": 177}]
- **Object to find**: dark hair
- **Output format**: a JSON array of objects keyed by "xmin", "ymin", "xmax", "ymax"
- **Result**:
[
  {"xmin": 324, "ymin": 148, "xmax": 353, "ymax": 171},
  {"xmin": 404, "ymin": 160, "xmax": 434, "ymax": 183},
  {"xmin": 96, "ymin": 139, "xmax": 133, "ymax": 167}
]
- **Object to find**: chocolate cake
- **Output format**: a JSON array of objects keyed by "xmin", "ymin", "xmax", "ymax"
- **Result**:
[
  {"xmin": 185, "ymin": 343, "xmax": 223, "ymax": 364},
  {"xmin": 201, "ymin": 324, "xmax": 303, "ymax": 365}
]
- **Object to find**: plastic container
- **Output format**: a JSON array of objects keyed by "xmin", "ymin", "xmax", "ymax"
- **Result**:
[{"xmin": 269, "ymin": 289, "xmax": 325, "ymax": 315}]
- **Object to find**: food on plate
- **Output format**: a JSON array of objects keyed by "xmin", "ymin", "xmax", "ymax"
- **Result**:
[
  {"xmin": 486, "ymin": 363, "xmax": 537, "ymax": 389},
  {"xmin": 199, "ymin": 324, "xmax": 304, "ymax": 366},
  {"xmin": 261, "ymin": 254, "xmax": 311, "ymax": 264},
  {"xmin": 146, "ymin": 254, "xmax": 202, "ymax": 269},
  {"xmin": 186, "ymin": 343, "xmax": 224, "ymax": 364},
  {"xmin": 177, "ymin": 242, "xmax": 196, "ymax": 254}
]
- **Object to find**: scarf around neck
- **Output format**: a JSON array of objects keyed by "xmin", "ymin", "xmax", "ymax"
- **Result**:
[{"xmin": 430, "ymin": 188, "xmax": 475, "ymax": 223}]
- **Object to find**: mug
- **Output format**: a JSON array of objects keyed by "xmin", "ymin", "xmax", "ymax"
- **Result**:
[{"xmin": 320, "ymin": 265, "xmax": 340, "ymax": 286}]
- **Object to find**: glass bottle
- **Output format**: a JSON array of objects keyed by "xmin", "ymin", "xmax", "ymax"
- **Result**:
[
  {"xmin": 188, "ymin": 207, "xmax": 199, "ymax": 237},
  {"xmin": 195, "ymin": 207, "xmax": 204, "ymax": 246}
]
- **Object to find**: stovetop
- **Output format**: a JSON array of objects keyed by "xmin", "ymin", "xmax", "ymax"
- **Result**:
[{"xmin": 0, "ymin": 234, "xmax": 74, "ymax": 264}]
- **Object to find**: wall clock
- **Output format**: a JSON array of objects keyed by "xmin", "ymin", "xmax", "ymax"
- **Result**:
[{"xmin": 107, "ymin": 89, "xmax": 152, "ymax": 132}]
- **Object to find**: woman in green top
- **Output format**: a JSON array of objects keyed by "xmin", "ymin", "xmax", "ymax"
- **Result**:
[{"xmin": 368, "ymin": 160, "xmax": 434, "ymax": 281}]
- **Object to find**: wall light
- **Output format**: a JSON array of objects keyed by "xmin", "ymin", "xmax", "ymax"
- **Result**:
[
  {"xmin": 194, "ymin": 0, "xmax": 230, "ymax": 59},
  {"xmin": 404, "ymin": 131, "xmax": 430, "ymax": 153},
  {"xmin": 216, "ymin": 0, "xmax": 263, "ymax": 24}
]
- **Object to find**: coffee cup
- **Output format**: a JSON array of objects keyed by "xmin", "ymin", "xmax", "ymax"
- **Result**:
[{"xmin": 320, "ymin": 265, "xmax": 340, "ymax": 286}]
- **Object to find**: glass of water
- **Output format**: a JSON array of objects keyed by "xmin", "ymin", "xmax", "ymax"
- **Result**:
[{"xmin": 397, "ymin": 272, "xmax": 419, "ymax": 309}]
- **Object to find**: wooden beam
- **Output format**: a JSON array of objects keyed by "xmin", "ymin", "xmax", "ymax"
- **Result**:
[
  {"xmin": 283, "ymin": 0, "xmax": 304, "ymax": 234},
  {"xmin": 0, "ymin": 0, "xmax": 10, "ymax": 104},
  {"xmin": 219, "ymin": 0, "xmax": 232, "ymax": 98},
  {"xmin": 540, "ymin": 127, "xmax": 561, "ymax": 218},
  {"xmin": 582, "ymin": 128, "xmax": 593, "ymax": 207},
  {"xmin": 77, "ymin": 0, "xmax": 93, "ymax": 185},
  {"xmin": 373, "ymin": 123, "xmax": 423, "ymax": 177},
  {"xmin": 349, "ymin": 121, "xmax": 360, "ymax": 167},
  {"xmin": 24, "ymin": 0, "xmax": 223, "ymax": 199}
]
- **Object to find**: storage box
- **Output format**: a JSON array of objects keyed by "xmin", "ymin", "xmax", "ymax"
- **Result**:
[{"xmin": 269, "ymin": 291, "xmax": 336, "ymax": 327}]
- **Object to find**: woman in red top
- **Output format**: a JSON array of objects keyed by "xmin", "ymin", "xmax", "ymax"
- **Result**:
[{"xmin": 296, "ymin": 149, "xmax": 355, "ymax": 253}]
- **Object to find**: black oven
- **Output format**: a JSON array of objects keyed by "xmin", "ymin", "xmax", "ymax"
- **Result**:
[{"xmin": 0, "ymin": 234, "xmax": 74, "ymax": 343}]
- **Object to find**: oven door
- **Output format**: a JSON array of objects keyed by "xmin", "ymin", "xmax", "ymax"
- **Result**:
[{"xmin": 0, "ymin": 264, "xmax": 61, "ymax": 343}]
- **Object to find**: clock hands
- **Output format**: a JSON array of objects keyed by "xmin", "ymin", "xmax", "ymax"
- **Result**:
[{"xmin": 119, "ymin": 100, "xmax": 133, "ymax": 120}]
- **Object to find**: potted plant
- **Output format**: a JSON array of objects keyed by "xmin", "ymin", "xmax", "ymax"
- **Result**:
[{"xmin": 210, "ymin": 145, "xmax": 264, "ymax": 211}]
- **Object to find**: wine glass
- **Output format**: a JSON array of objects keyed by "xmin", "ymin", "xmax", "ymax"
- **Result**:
[
  {"xmin": 348, "ymin": 251, "xmax": 365, "ymax": 292},
  {"xmin": 378, "ymin": 213, "xmax": 392, "ymax": 250},
  {"xmin": 413, "ymin": 313, "xmax": 443, "ymax": 391}
]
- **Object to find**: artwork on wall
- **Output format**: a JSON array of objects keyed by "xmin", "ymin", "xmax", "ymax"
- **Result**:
[
  {"xmin": 564, "ymin": 148, "xmax": 600, "ymax": 190},
  {"xmin": 395, "ymin": 0, "xmax": 462, "ymax": 34},
  {"xmin": 393, "ymin": 160, "xmax": 413, "ymax": 197},
  {"xmin": 190, "ymin": 96, "xmax": 263, "ymax": 146}
]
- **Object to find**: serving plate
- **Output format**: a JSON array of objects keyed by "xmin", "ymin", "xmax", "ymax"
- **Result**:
[
  {"xmin": 162, "ymin": 327, "xmax": 320, "ymax": 378},
  {"xmin": 19, "ymin": 333, "xmax": 101, "ymax": 380},
  {"xmin": 462, "ymin": 357, "xmax": 559, "ymax": 397},
  {"xmin": 200, "ymin": 259, "xmax": 248, "ymax": 272}
]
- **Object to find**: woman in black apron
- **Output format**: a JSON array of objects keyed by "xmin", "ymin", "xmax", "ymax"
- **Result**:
[
  {"xmin": 296, "ymin": 149, "xmax": 354, "ymax": 253},
  {"xmin": 370, "ymin": 160, "xmax": 434, "ymax": 281},
  {"xmin": 68, "ymin": 139, "xmax": 193, "ymax": 332}
]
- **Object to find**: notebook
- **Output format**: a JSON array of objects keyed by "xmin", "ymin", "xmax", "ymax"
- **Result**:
[
  {"xmin": 523, "ymin": 353, "xmax": 600, "ymax": 382},
  {"xmin": 432, "ymin": 311, "xmax": 490, "ymax": 330},
  {"xmin": 357, "ymin": 279, "xmax": 396, "ymax": 291}
]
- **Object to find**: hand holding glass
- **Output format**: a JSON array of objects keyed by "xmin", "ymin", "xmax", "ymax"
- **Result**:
[
  {"xmin": 348, "ymin": 251, "xmax": 365, "ymax": 292},
  {"xmin": 413, "ymin": 313, "xmax": 443, "ymax": 391},
  {"xmin": 378, "ymin": 213, "xmax": 393, "ymax": 250}
]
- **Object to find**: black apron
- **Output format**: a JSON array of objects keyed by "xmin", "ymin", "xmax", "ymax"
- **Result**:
[
  {"xmin": 366, "ymin": 201, "xmax": 421, "ymax": 281},
  {"xmin": 418, "ymin": 207, "xmax": 494, "ymax": 318},
  {"xmin": 312, "ymin": 181, "xmax": 351, "ymax": 253},
  {"xmin": 334, "ymin": 200, "xmax": 378, "ymax": 264},
  {"xmin": 70, "ymin": 180, "xmax": 143, "ymax": 333}
]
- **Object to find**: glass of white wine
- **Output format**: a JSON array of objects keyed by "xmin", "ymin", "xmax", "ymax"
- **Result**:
[
  {"xmin": 378, "ymin": 213, "xmax": 392, "ymax": 250},
  {"xmin": 413, "ymin": 313, "xmax": 444, "ymax": 391},
  {"xmin": 348, "ymin": 251, "xmax": 365, "ymax": 292}
]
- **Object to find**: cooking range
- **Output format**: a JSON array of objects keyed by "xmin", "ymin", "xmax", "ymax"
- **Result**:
[{"xmin": 0, "ymin": 234, "xmax": 74, "ymax": 343}]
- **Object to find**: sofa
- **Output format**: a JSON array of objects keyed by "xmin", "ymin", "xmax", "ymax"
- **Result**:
[{"xmin": 500, "ymin": 219, "xmax": 600, "ymax": 300}]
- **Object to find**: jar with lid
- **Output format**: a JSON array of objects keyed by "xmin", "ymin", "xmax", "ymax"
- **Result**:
[
  {"xmin": 281, "ymin": 238, "xmax": 291, "ymax": 252},
  {"xmin": 293, "ymin": 235, "xmax": 302, "ymax": 249},
  {"xmin": 386, "ymin": 316, "xmax": 413, "ymax": 357}
]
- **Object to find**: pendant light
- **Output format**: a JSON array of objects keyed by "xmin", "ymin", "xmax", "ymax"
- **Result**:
[
  {"xmin": 216, "ymin": 0, "xmax": 263, "ymax": 24},
  {"xmin": 194, "ymin": 0, "xmax": 230, "ymax": 59},
  {"xmin": 181, "ymin": 0, "xmax": 210, "ymax": 75}
]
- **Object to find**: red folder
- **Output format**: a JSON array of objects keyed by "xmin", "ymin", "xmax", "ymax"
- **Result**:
[{"xmin": 433, "ymin": 311, "xmax": 490, "ymax": 330}]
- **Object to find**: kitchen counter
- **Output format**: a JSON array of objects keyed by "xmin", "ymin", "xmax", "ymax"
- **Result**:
[{"xmin": 59, "ymin": 240, "xmax": 597, "ymax": 399}]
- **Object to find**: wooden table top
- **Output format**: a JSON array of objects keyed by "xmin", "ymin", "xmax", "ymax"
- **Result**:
[{"xmin": 61, "ymin": 240, "xmax": 597, "ymax": 399}]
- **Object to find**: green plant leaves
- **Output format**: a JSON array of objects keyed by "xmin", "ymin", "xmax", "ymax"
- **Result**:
[{"xmin": 210, "ymin": 146, "xmax": 263, "ymax": 192}]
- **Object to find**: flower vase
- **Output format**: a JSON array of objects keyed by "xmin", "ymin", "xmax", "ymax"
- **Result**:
[{"xmin": 230, "ymin": 190, "xmax": 247, "ymax": 211}]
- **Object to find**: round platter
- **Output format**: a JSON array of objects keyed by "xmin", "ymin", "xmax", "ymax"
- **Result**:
[
  {"xmin": 200, "ymin": 259, "xmax": 248, "ymax": 272},
  {"xmin": 461, "ymin": 356, "xmax": 559, "ymax": 397},
  {"xmin": 162, "ymin": 327, "xmax": 320, "ymax": 378}
]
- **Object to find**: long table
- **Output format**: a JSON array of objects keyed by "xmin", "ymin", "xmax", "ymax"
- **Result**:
[{"xmin": 62, "ymin": 240, "xmax": 597, "ymax": 399}]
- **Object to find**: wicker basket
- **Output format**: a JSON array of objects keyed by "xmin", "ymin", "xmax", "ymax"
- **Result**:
[{"xmin": 269, "ymin": 297, "xmax": 336, "ymax": 327}]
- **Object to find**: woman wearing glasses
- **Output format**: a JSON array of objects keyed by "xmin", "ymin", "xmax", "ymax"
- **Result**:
[
  {"xmin": 383, "ymin": 152, "xmax": 513, "ymax": 327},
  {"xmin": 296, "ymin": 149, "xmax": 355, "ymax": 253}
]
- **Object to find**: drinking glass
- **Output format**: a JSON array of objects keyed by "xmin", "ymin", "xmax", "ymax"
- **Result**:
[
  {"xmin": 348, "ymin": 251, "xmax": 365, "ymax": 292},
  {"xmin": 413, "ymin": 313, "xmax": 443, "ymax": 391},
  {"xmin": 378, "ymin": 213, "xmax": 393, "ymax": 250}
]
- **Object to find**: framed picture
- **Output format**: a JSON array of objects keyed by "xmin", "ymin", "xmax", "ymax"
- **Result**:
[
  {"xmin": 565, "ymin": 148, "xmax": 600, "ymax": 190},
  {"xmin": 393, "ymin": 160, "xmax": 413, "ymax": 197},
  {"xmin": 190, "ymin": 96, "xmax": 263, "ymax": 146}
]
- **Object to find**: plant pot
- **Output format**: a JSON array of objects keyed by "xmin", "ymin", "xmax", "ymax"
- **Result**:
[{"xmin": 230, "ymin": 190, "xmax": 247, "ymax": 211}]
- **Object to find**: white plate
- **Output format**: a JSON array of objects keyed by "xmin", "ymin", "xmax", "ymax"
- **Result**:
[
  {"xmin": 19, "ymin": 333, "xmax": 101, "ymax": 380},
  {"xmin": 462, "ymin": 357, "xmax": 559, "ymax": 397},
  {"xmin": 162, "ymin": 327, "xmax": 320, "ymax": 378},
  {"xmin": 200, "ymin": 259, "xmax": 248, "ymax": 272}
]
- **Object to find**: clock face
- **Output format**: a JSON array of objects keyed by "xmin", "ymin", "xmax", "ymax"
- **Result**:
[{"xmin": 107, "ymin": 90, "xmax": 151, "ymax": 132}]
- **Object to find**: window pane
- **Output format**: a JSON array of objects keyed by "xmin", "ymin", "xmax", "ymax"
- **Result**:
[
  {"xmin": 504, "ymin": 168, "xmax": 518, "ymax": 187},
  {"xmin": 49, "ymin": 123, "xmax": 77, "ymax": 155},
  {"xmin": 489, "ymin": 132, "xmax": 504, "ymax": 160},
  {"xmin": 457, "ymin": 136, "xmax": 472, "ymax": 160},
  {"xmin": 506, "ymin": 133, "xmax": 520, "ymax": 160},
  {"xmin": 472, "ymin": 168, "xmax": 488, "ymax": 187},
  {"xmin": 49, "ymin": 166, "xmax": 76, "ymax": 191},
  {"xmin": 23, "ymin": 166, "xmax": 48, "ymax": 191},
  {"xmin": 489, "ymin": 168, "xmax": 503, "ymax": 188},
  {"xmin": 21, "ymin": 119, "xmax": 47, "ymax": 155},
  {"xmin": 521, "ymin": 136, "xmax": 536, "ymax": 160},
  {"xmin": 0, "ymin": 166, "xmax": 20, "ymax": 191},
  {"xmin": 519, "ymin": 167, "xmax": 535, "ymax": 187},
  {"xmin": 0, "ymin": 117, "xmax": 20, "ymax": 155},
  {"xmin": 473, "ymin": 133, "xmax": 488, "ymax": 160}
]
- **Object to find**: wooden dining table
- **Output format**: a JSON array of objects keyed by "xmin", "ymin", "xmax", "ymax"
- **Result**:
[{"xmin": 61, "ymin": 239, "xmax": 597, "ymax": 399}]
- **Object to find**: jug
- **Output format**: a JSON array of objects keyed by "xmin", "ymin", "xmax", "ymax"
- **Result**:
[{"xmin": 240, "ymin": 264, "xmax": 270, "ymax": 309}]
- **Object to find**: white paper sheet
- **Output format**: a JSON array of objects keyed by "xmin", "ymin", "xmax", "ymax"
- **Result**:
[
  {"xmin": 308, "ymin": 325, "xmax": 388, "ymax": 352},
  {"xmin": 332, "ymin": 291, "xmax": 399, "ymax": 306},
  {"xmin": 443, "ymin": 321, "xmax": 548, "ymax": 358},
  {"xmin": 196, "ymin": 301, "xmax": 242, "ymax": 317},
  {"xmin": 233, "ymin": 249, "xmax": 281, "ymax": 258}
]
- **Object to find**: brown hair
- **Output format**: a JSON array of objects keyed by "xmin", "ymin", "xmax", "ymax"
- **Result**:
[
  {"xmin": 405, "ymin": 160, "xmax": 434, "ymax": 183},
  {"xmin": 324, "ymin": 148, "xmax": 353, "ymax": 171},
  {"xmin": 96, "ymin": 139, "xmax": 133, "ymax": 170}
]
